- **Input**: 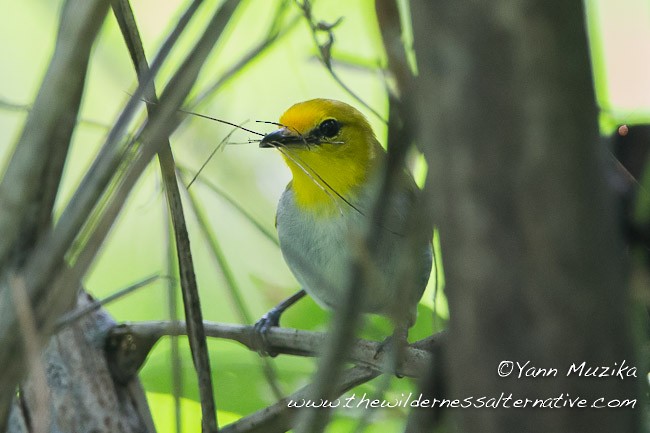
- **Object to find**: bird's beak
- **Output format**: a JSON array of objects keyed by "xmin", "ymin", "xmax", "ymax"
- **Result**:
[{"xmin": 259, "ymin": 128, "xmax": 302, "ymax": 148}]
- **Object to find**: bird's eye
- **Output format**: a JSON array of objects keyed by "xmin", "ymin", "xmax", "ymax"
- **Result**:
[{"xmin": 318, "ymin": 119, "xmax": 340, "ymax": 138}]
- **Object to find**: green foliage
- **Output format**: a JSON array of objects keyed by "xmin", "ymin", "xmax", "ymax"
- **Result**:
[
  {"xmin": 147, "ymin": 392, "xmax": 239, "ymax": 431},
  {"xmin": 141, "ymin": 338, "xmax": 314, "ymax": 415}
]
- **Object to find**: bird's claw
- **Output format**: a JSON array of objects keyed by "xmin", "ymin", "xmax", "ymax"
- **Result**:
[
  {"xmin": 374, "ymin": 335, "xmax": 405, "ymax": 378},
  {"xmin": 374, "ymin": 335, "xmax": 393, "ymax": 360},
  {"xmin": 252, "ymin": 309, "xmax": 282, "ymax": 357}
]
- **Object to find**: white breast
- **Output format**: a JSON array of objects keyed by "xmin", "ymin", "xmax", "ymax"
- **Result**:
[{"xmin": 275, "ymin": 179, "xmax": 432, "ymax": 321}]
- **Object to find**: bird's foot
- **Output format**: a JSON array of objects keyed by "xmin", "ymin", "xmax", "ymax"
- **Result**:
[
  {"xmin": 252, "ymin": 308, "xmax": 282, "ymax": 357},
  {"xmin": 374, "ymin": 334, "xmax": 406, "ymax": 378}
]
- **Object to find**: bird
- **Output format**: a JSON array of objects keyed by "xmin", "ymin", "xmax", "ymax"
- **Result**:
[{"xmin": 255, "ymin": 98, "xmax": 432, "ymax": 352}]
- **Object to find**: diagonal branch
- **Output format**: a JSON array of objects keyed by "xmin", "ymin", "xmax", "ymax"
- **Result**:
[
  {"xmin": 0, "ymin": 0, "xmax": 109, "ymax": 268},
  {"xmin": 0, "ymin": 0, "xmax": 111, "ymax": 427},
  {"xmin": 111, "ymin": 1, "xmax": 241, "ymax": 431},
  {"xmin": 294, "ymin": 0, "xmax": 386, "ymax": 123},
  {"xmin": 191, "ymin": 0, "xmax": 297, "ymax": 107}
]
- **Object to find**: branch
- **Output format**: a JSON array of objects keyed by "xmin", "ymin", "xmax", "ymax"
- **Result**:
[
  {"xmin": 0, "ymin": 0, "xmax": 111, "ymax": 426},
  {"xmin": 222, "ymin": 366, "xmax": 377, "ymax": 433},
  {"xmin": 111, "ymin": 1, "xmax": 241, "ymax": 431},
  {"xmin": 183, "ymin": 181, "xmax": 284, "ymax": 399},
  {"xmin": 191, "ymin": 0, "xmax": 297, "ymax": 106},
  {"xmin": 106, "ymin": 321, "xmax": 441, "ymax": 433},
  {"xmin": 294, "ymin": 0, "xmax": 386, "ymax": 124},
  {"xmin": 0, "ymin": 0, "xmax": 109, "ymax": 268},
  {"xmin": 219, "ymin": 334, "xmax": 441, "ymax": 433},
  {"xmin": 105, "ymin": 321, "xmax": 438, "ymax": 382},
  {"xmin": 13, "ymin": 292, "xmax": 157, "ymax": 433},
  {"xmin": 411, "ymin": 1, "xmax": 639, "ymax": 432},
  {"xmin": 375, "ymin": 3, "xmax": 441, "ymax": 433}
]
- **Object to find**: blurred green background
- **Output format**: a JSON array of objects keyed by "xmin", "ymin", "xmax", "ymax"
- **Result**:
[{"xmin": 0, "ymin": 0, "xmax": 648, "ymax": 431}]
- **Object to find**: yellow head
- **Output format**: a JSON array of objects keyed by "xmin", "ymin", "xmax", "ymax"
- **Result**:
[{"xmin": 260, "ymin": 99, "xmax": 383, "ymax": 213}]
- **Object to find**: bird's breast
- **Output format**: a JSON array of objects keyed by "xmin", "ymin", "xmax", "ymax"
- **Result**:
[
  {"xmin": 274, "ymin": 180, "xmax": 427, "ymax": 317},
  {"xmin": 275, "ymin": 187, "xmax": 362, "ymax": 310}
]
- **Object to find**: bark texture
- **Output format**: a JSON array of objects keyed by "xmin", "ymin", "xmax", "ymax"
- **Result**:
[{"xmin": 411, "ymin": 1, "xmax": 640, "ymax": 431}]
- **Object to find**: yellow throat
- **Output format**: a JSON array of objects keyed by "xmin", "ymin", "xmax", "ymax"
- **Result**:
[{"xmin": 260, "ymin": 99, "xmax": 384, "ymax": 214}]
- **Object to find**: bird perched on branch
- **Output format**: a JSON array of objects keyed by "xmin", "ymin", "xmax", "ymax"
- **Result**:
[{"xmin": 255, "ymin": 98, "xmax": 432, "ymax": 351}]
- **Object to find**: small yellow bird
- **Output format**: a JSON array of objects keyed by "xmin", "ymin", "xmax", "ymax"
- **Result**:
[{"xmin": 256, "ymin": 98, "xmax": 432, "ymax": 345}]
